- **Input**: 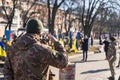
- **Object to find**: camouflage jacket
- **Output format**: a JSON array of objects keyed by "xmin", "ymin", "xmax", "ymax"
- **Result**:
[
  {"xmin": 4, "ymin": 33, "xmax": 68, "ymax": 80},
  {"xmin": 107, "ymin": 41, "xmax": 116, "ymax": 62}
]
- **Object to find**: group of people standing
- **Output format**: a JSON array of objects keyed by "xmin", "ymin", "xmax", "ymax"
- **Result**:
[{"xmin": 2, "ymin": 18, "xmax": 120, "ymax": 80}]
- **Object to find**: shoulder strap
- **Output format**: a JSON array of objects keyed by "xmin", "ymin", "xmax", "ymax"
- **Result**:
[{"xmin": 17, "ymin": 51, "xmax": 49, "ymax": 79}]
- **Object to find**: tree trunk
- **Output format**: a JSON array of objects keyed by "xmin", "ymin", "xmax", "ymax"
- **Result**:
[
  {"xmin": 48, "ymin": 0, "xmax": 51, "ymax": 34},
  {"xmin": 5, "ymin": 24, "xmax": 8, "ymax": 31},
  {"xmin": 49, "ymin": 23, "xmax": 54, "ymax": 35},
  {"xmin": 50, "ymin": 7, "xmax": 58, "ymax": 35},
  {"xmin": 64, "ymin": 13, "xmax": 67, "ymax": 34},
  {"xmin": 8, "ymin": 20, "xmax": 12, "ymax": 30},
  {"xmin": 84, "ymin": 26, "xmax": 92, "ymax": 37},
  {"xmin": 9, "ymin": 23, "xmax": 12, "ymax": 30}
]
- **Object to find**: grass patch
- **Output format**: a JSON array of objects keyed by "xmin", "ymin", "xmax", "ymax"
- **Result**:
[
  {"xmin": 88, "ymin": 46, "xmax": 98, "ymax": 51},
  {"xmin": 68, "ymin": 51, "xmax": 82, "ymax": 56},
  {"xmin": 67, "ymin": 46, "xmax": 99, "ymax": 56}
]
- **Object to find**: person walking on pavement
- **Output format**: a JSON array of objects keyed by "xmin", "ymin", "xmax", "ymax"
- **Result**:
[
  {"xmin": 81, "ymin": 35, "xmax": 89, "ymax": 62},
  {"xmin": 107, "ymin": 36, "xmax": 117, "ymax": 80},
  {"xmin": 99, "ymin": 34, "xmax": 102, "ymax": 45},
  {"xmin": 90, "ymin": 35, "xmax": 93, "ymax": 46},
  {"xmin": 116, "ymin": 52, "xmax": 120, "ymax": 68},
  {"xmin": 103, "ymin": 37, "xmax": 109, "ymax": 60},
  {"xmin": 116, "ymin": 38, "xmax": 120, "ymax": 68},
  {"xmin": 4, "ymin": 19, "xmax": 68, "ymax": 80}
]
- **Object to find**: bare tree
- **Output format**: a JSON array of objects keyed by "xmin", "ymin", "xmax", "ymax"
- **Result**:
[
  {"xmin": 47, "ymin": 0, "xmax": 65, "ymax": 35},
  {"xmin": 62, "ymin": 0, "xmax": 78, "ymax": 36},
  {"xmin": 77, "ymin": 0, "xmax": 120, "ymax": 37},
  {"xmin": 19, "ymin": 0, "xmax": 37, "ymax": 28},
  {"xmin": 107, "ymin": 11, "xmax": 119, "ymax": 35},
  {"xmin": 2, "ymin": 0, "xmax": 18, "ymax": 30},
  {"xmin": 93, "ymin": 8, "xmax": 111, "ymax": 34}
]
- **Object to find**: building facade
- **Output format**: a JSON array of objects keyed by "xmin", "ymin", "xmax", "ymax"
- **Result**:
[{"xmin": 0, "ymin": 0, "xmax": 79, "ymax": 37}]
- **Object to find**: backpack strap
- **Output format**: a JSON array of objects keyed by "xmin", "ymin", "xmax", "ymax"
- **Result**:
[{"xmin": 17, "ymin": 51, "xmax": 49, "ymax": 79}]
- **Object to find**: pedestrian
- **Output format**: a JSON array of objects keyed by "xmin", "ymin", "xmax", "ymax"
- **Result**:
[
  {"xmin": 103, "ymin": 37, "xmax": 109, "ymax": 60},
  {"xmin": 107, "ymin": 36, "xmax": 116, "ymax": 80},
  {"xmin": 116, "ymin": 52, "xmax": 120, "ymax": 68},
  {"xmin": 81, "ymin": 35, "xmax": 89, "ymax": 62},
  {"xmin": 4, "ymin": 19, "xmax": 68, "ymax": 80},
  {"xmin": 99, "ymin": 34, "xmax": 102, "ymax": 45},
  {"xmin": 90, "ymin": 35, "xmax": 93, "ymax": 46}
]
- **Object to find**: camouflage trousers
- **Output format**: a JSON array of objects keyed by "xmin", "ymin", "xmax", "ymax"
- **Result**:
[
  {"xmin": 108, "ymin": 60, "xmax": 116, "ymax": 78},
  {"xmin": 117, "ymin": 53, "xmax": 120, "ymax": 66}
]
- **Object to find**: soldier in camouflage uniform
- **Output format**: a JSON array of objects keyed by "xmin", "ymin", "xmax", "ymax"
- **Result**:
[
  {"xmin": 107, "ymin": 37, "xmax": 116, "ymax": 80},
  {"xmin": 4, "ymin": 19, "xmax": 68, "ymax": 80}
]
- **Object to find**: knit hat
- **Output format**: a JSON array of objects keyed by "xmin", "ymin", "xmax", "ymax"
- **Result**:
[{"xmin": 26, "ymin": 19, "xmax": 43, "ymax": 33}]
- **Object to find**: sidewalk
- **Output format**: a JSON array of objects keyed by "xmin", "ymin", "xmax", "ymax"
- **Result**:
[
  {"xmin": 0, "ymin": 44, "xmax": 120, "ymax": 80},
  {"xmin": 51, "ymin": 45, "xmax": 120, "ymax": 80},
  {"xmin": 69, "ymin": 44, "xmax": 120, "ymax": 60},
  {"xmin": 69, "ymin": 51, "xmax": 94, "ymax": 60},
  {"xmin": 74, "ymin": 52, "xmax": 120, "ymax": 80},
  {"xmin": 71, "ymin": 46, "xmax": 120, "ymax": 79}
]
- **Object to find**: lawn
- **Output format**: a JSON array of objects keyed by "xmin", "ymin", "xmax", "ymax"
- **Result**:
[{"xmin": 68, "ymin": 46, "xmax": 99, "ymax": 56}]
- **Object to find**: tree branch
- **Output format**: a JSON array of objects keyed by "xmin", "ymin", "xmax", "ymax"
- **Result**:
[
  {"xmin": 58, "ymin": 0, "xmax": 65, "ymax": 8},
  {"xmin": 2, "ymin": 0, "xmax": 9, "ymax": 21}
]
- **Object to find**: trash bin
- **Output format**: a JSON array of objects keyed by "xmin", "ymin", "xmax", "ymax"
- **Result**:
[{"xmin": 59, "ymin": 63, "xmax": 75, "ymax": 80}]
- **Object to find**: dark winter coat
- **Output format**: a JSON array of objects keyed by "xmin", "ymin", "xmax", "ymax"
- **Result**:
[
  {"xmin": 82, "ymin": 38, "xmax": 89, "ymax": 51},
  {"xmin": 103, "ymin": 40, "xmax": 109, "ymax": 52}
]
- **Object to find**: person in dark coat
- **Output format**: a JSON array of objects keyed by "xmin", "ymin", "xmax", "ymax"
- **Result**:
[
  {"xmin": 103, "ymin": 37, "xmax": 109, "ymax": 60},
  {"xmin": 82, "ymin": 35, "xmax": 89, "ymax": 62},
  {"xmin": 99, "ymin": 35, "xmax": 102, "ymax": 45},
  {"xmin": 91, "ymin": 36, "xmax": 93, "ymax": 46}
]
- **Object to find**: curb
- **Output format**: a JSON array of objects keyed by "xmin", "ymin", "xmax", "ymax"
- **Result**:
[
  {"xmin": 69, "ymin": 49, "xmax": 120, "ymax": 60},
  {"xmin": 68, "ymin": 51, "xmax": 94, "ymax": 59}
]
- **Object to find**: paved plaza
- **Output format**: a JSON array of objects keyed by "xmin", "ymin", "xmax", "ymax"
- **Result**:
[
  {"xmin": 0, "ymin": 40, "xmax": 120, "ymax": 80},
  {"xmin": 70, "ymin": 52, "xmax": 120, "ymax": 80},
  {"xmin": 51, "ymin": 46, "xmax": 120, "ymax": 80}
]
